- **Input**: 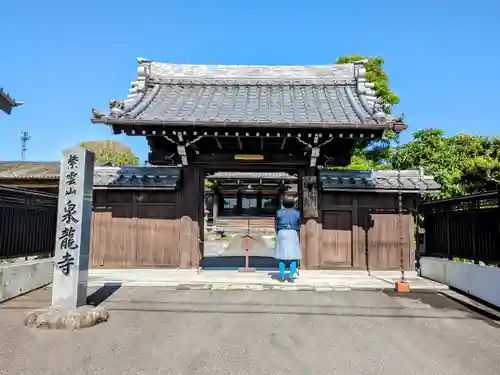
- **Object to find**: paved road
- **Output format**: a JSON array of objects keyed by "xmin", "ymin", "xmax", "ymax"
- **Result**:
[{"xmin": 1, "ymin": 287, "xmax": 500, "ymax": 375}]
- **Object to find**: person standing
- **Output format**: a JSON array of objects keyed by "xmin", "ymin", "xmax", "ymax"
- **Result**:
[{"xmin": 275, "ymin": 195, "xmax": 301, "ymax": 282}]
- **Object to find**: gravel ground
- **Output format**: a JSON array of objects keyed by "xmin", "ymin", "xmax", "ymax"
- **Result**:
[{"xmin": 1, "ymin": 287, "xmax": 499, "ymax": 375}]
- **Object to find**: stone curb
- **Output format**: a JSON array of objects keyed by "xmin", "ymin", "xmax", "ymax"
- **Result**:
[
  {"xmin": 87, "ymin": 281, "xmax": 447, "ymax": 292},
  {"xmin": 439, "ymin": 289, "xmax": 500, "ymax": 322}
]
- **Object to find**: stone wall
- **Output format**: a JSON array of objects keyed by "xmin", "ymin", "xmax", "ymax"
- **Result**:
[{"xmin": 0, "ymin": 259, "xmax": 53, "ymax": 303}]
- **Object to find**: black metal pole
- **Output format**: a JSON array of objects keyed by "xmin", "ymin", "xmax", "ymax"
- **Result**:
[{"xmin": 396, "ymin": 135, "xmax": 405, "ymax": 282}]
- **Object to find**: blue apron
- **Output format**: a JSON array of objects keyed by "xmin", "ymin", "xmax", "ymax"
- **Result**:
[{"xmin": 275, "ymin": 208, "xmax": 301, "ymax": 261}]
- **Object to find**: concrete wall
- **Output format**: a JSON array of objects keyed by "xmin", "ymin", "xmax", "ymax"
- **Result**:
[
  {"xmin": 0, "ymin": 259, "xmax": 53, "ymax": 303},
  {"xmin": 420, "ymin": 257, "xmax": 500, "ymax": 308}
]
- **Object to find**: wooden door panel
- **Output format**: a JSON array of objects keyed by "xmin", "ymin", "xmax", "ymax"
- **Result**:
[
  {"xmin": 106, "ymin": 206, "xmax": 137, "ymax": 267},
  {"xmin": 368, "ymin": 214, "xmax": 411, "ymax": 269},
  {"xmin": 90, "ymin": 211, "xmax": 112, "ymax": 267},
  {"xmin": 135, "ymin": 204, "xmax": 179, "ymax": 267},
  {"xmin": 321, "ymin": 211, "xmax": 353, "ymax": 267}
]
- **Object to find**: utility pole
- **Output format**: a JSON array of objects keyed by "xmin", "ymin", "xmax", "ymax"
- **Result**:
[{"xmin": 20, "ymin": 131, "xmax": 31, "ymax": 161}]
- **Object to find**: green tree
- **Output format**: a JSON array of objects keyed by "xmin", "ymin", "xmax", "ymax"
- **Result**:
[
  {"xmin": 393, "ymin": 129, "xmax": 500, "ymax": 198},
  {"xmin": 461, "ymin": 136, "xmax": 500, "ymax": 193},
  {"xmin": 79, "ymin": 140, "xmax": 139, "ymax": 166}
]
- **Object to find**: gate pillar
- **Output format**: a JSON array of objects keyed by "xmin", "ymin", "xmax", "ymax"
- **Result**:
[
  {"xmin": 299, "ymin": 169, "xmax": 321, "ymax": 269},
  {"xmin": 178, "ymin": 165, "xmax": 204, "ymax": 268}
]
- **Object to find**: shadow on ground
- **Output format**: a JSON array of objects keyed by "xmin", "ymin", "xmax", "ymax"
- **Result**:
[
  {"xmin": 383, "ymin": 290, "xmax": 500, "ymax": 328},
  {"xmin": 87, "ymin": 283, "xmax": 122, "ymax": 306},
  {"xmin": 200, "ymin": 256, "xmax": 279, "ymax": 269}
]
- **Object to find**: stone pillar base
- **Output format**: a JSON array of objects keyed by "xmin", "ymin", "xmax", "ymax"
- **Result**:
[{"xmin": 24, "ymin": 305, "xmax": 109, "ymax": 330}]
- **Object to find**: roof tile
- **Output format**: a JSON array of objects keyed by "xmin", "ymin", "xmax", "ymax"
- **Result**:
[{"xmin": 319, "ymin": 169, "xmax": 440, "ymax": 193}]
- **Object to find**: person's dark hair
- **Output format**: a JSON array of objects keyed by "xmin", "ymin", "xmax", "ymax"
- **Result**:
[{"xmin": 282, "ymin": 195, "xmax": 295, "ymax": 208}]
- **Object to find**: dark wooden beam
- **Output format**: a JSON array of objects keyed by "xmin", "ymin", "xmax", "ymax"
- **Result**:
[
  {"xmin": 191, "ymin": 142, "xmax": 199, "ymax": 154},
  {"xmin": 113, "ymin": 125, "xmax": 386, "ymax": 140},
  {"xmin": 281, "ymin": 137, "xmax": 288, "ymax": 150},
  {"xmin": 192, "ymin": 153, "xmax": 309, "ymax": 171},
  {"xmin": 213, "ymin": 136, "xmax": 222, "ymax": 149}
]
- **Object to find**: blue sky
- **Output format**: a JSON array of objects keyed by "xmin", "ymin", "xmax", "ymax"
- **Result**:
[{"xmin": 1, "ymin": 0, "xmax": 499, "ymax": 162}]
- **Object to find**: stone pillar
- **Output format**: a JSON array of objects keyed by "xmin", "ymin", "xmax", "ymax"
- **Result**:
[
  {"xmin": 24, "ymin": 147, "xmax": 109, "ymax": 330},
  {"xmin": 52, "ymin": 147, "xmax": 94, "ymax": 309}
]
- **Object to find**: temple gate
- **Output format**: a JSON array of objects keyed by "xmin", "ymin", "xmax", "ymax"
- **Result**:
[{"xmin": 87, "ymin": 58, "xmax": 438, "ymax": 269}]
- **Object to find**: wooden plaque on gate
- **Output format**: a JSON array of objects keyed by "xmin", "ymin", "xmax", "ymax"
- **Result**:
[{"xmin": 302, "ymin": 176, "xmax": 318, "ymax": 219}]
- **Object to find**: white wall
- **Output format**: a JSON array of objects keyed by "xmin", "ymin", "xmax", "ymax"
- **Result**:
[
  {"xmin": 420, "ymin": 257, "xmax": 500, "ymax": 308},
  {"xmin": 0, "ymin": 259, "xmax": 53, "ymax": 303}
]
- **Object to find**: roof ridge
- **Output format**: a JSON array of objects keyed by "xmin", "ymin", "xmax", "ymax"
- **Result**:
[{"xmin": 137, "ymin": 57, "xmax": 355, "ymax": 69}]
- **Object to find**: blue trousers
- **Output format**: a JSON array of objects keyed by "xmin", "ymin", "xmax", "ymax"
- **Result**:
[{"xmin": 279, "ymin": 260, "xmax": 297, "ymax": 279}]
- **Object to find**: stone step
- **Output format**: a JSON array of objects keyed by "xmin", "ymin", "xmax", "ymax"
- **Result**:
[
  {"xmin": 211, "ymin": 228, "xmax": 275, "ymax": 235},
  {"xmin": 215, "ymin": 218, "xmax": 274, "ymax": 228}
]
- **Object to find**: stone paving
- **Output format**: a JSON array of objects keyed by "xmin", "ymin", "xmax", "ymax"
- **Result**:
[
  {"xmin": 1, "ymin": 287, "xmax": 500, "ymax": 374},
  {"xmin": 88, "ymin": 269, "xmax": 448, "ymax": 291},
  {"xmin": 203, "ymin": 232, "xmax": 275, "ymax": 258}
]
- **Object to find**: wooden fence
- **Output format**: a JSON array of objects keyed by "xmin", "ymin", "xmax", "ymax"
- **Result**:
[
  {"xmin": 421, "ymin": 191, "xmax": 500, "ymax": 264},
  {"xmin": 0, "ymin": 186, "xmax": 57, "ymax": 260}
]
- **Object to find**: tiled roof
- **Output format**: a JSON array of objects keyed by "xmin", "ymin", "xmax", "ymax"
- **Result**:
[
  {"xmin": 92, "ymin": 166, "xmax": 180, "ymax": 189},
  {"xmin": 0, "ymin": 162, "xmax": 439, "ymax": 193},
  {"xmin": 206, "ymin": 172, "xmax": 298, "ymax": 180},
  {"xmin": 0, "ymin": 162, "xmax": 181, "ymax": 189},
  {"xmin": 0, "ymin": 88, "xmax": 23, "ymax": 114},
  {"xmin": 319, "ymin": 169, "xmax": 440, "ymax": 193},
  {"xmin": 0, "ymin": 162, "xmax": 60, "ymax": 179},
  {"xmin": 91, "ymin": 58, "xmax": 404, "ymax": 129}
]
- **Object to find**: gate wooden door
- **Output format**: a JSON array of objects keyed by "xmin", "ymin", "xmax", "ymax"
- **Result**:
[
  {"xmin": 90, "ymin": 191, "xmax": 181, "ymax": 268},
  {"xmin": 321, "ymin": 211, "xmax": 353, "ymax": 268},
  {"xmin": 135, "ymin": 204, "xmax": 179, "ymax": 267}
]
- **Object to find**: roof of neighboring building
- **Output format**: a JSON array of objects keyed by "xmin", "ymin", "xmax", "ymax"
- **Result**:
[
  {"xmin": 319, "ymin": 169, "xmax": 440, "ymax": 193},
  {"xmin": 0, "ymin": 88, "xmax": 23, "ymax": 114},
  {"xmin": 0, "ymin": 162, "xmax": 181, "ymax": 189},
  {"xmin": 91, "ymin": 58, "xmax": 405, "ymax": 130},
  {"xmin": 0, "ymin": 162, "xmax": 60, "ymax": 179}
]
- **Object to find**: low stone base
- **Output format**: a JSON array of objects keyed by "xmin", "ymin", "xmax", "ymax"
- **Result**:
[{"xmin": 24, "ymin": 305, "xmax": 109, "ymax": 330}]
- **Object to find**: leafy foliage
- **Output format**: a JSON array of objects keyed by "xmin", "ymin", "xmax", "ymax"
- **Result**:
[
  {"xmin": 333, "ymin": 55, "xmax": 401, "ymax": 170},
  {"xmin": 335, "ymin": 54, "xmax": 400, "ymax": 111},
  {"xmin": 331, "ymin": 143, "xmax": 393, "ymax": 171},
  {"xmin": 79, "ymin": 140, "xmax": 139, "ymax": 166},
  {"xmin": 393, "ymin": 130, "xmax": 500, "ymax": 198},
  {"xmin": 460, "ymin": 136, "xmax": 500, "ymax": 192}
]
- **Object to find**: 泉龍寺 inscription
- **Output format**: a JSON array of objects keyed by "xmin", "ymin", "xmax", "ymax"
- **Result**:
[{"xmin": 52, "ymin": 147, "xmax": 94, "ymax": 309}]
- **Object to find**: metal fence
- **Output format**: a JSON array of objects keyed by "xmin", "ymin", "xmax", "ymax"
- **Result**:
[
  {"xmin": 0, "ymin": 186, "xmax": 58, "ymax": 260},
  {"xmin": 421, "ymin": 191, "xmax": 500, "ymax": 264}
]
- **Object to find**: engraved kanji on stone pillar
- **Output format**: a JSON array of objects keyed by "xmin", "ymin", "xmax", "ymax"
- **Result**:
[{"xmin": 51, "ymin": 147, "xmax": 94, "ymax": 309}]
